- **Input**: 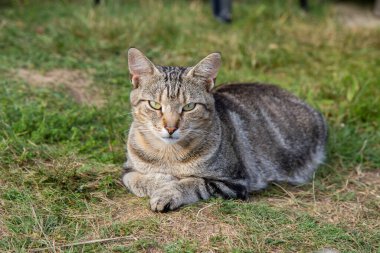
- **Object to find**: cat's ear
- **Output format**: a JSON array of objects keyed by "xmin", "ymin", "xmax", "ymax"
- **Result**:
[
  {"xmin": 187, "ymin": 52, "xmax": 221, "ymax": 91},
  {"xmin": 128, "ymin": 48, "xmax": 160, "ymax": 88}
]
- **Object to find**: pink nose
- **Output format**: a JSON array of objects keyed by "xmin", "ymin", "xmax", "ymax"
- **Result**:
[{"xmin": 165, "ymin": 127, "xmax": 177, "ymax": 135}]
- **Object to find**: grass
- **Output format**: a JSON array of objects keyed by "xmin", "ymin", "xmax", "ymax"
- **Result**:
[{"xmin": 0, "ymin": 0, "xmax": 379, "ymax": 252}]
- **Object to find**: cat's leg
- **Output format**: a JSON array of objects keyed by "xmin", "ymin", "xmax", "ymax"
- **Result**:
[
  {"xmin": 150, "ymin": 178, "xmax": 248, "ymax": 212},
  {"xmin": 122, "ymin": 170, "xmax": 178, "ymax": 197}
]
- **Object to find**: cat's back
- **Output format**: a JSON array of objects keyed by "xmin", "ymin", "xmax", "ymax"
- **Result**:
[
  {"xmin": 213, "ymin": 83, "xmax": 304, "ymax": 111},
  {"xmin": 212, "ymin": 83, "xmax": 327, "ymax": 187},
  {"xmin": 212, "ymin": 83, "xmax": 326, "ymax": 139}
]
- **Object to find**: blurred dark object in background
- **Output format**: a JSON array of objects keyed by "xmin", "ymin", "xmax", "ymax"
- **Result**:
[
  {"xmin": 375, "ymin": 0, "xmax": 380, "ymax": 15},
  {"xmin": 210, "ymin": 0, "xmax": 310, "ymax": 24},
  {"xmin": 300, "ymin": 0, "xmax": 309, "ymax": 11},
  {"xmin": 212, "ymin": 0, "xmax": 232, "ymax": 23}
]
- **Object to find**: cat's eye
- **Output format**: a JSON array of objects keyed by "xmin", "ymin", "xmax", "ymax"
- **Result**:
[
  {"xmin": 149, "ymin": 101, "xmax": 162, "ymax": 110},
  {"xmin": 182, "ymin": 103, "xmax": 196, "ymax": 112}
]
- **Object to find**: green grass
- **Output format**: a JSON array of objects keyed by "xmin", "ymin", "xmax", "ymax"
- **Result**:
[{"xmin": 0, "ymin": 0, "xmax": 379, "ymax": 252}]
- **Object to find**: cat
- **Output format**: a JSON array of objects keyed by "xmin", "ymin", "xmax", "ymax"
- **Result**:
[{"xmin": 122, "ymin": 48, "xmax": 327, "ymax": 212}]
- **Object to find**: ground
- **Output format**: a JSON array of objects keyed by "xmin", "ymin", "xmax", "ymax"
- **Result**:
[{"xmin": 0, "ymin": 0, "xmax": 379, "ymax": 252}]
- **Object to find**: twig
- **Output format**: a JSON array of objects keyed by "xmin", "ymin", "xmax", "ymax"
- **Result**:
[
  {"xmin": 30, "ymin": 236, "xmax": 137, "ymax": 252},
  {"xmin": 196, "ymin": 203, "xmax": 216, "ymax": 220}
]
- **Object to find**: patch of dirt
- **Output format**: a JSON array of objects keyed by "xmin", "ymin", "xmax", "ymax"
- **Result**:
[
  {"xmin": 333, "ymin": 3, "xmax": 380, "ymax": 29},
  {"xmin": 16, "ymin": 69, "xmax": 104, "ymax": 107},
  {"xmin": 347, "ymin": 169, "xmax": 380, "ymax": 202},
  {"xmin": 112, "ymin": 196, "xmax": 156, "ymax": 221},
  {"xmin": 111, "ymin": 196, "xmax": 238, "ymax": 250},
  {"xmin": 354, "ymin": 169, "xmax": 380, "ymax": 185},
  {"xmin": 155, "ymin": 205, "xmax": 238, "ymax": 248},
  {"xmin": 260, "ymin": 170, "xmax": 380, "ymax": 229},
  {"xmin": 265, "ymin": 196, "xmax": 367, "ymax": 225}
]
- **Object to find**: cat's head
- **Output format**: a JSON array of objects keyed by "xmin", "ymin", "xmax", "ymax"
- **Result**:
[{"xmin": 128, "ymin": 48, "xmax": 221, "ymax": 145}]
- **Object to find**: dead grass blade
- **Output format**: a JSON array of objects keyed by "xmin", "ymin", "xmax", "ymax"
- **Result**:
[{"xmin": 30, "ymin": 204, "xmax": 57, "ymax": 253}]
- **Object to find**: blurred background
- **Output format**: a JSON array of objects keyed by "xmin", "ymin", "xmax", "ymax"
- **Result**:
[{"xmin": 0, "ymin": 0, "xmax": 379, "ymax": 252}]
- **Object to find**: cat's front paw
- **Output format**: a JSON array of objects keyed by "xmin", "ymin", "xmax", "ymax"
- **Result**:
[
  {"xmin": 122, "ymin": 172, "xmax": 147, "ymax": 197},
  {"xmin": 150, "ymin": 188, "xmax": 183, "ymax": 212}
]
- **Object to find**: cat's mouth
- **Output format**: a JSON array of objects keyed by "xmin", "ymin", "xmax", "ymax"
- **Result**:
[{"xmin": 161, "ymin": 136, "xmax": 180, "ymax": 144}]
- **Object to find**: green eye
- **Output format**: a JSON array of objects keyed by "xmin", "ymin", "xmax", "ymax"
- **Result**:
[
  {"xmin": 182, "ymin": 103, "xmax": 196, "ymax": 112},
  {"xmin": 149, "ymin": 101, "xmax": 162, "ymax": 110}
]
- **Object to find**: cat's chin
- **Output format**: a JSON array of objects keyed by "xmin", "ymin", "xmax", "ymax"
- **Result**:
[{"xmin": 160, "ymin": 137, "xmax": 180, "ymax": 144}]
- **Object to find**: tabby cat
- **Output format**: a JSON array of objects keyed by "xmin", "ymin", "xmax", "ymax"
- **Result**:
[{"xmin": 122, "ymin": 48, "xmax": 327, "ymax": 212}]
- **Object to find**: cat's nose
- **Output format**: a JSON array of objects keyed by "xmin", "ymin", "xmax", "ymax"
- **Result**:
[{"xmin": 165, "ymin": 127, "xmax": 178, "ymax": 135}]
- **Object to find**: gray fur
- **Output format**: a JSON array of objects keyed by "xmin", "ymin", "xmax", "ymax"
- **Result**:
[{"xmin": 122, "ymin": 48, "xmax": 328, "ymax": 212}]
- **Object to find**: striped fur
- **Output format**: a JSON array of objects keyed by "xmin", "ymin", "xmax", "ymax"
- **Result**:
[{"xmin": 122, "ymin": 48, "xmax": 327, "ymax": 212}]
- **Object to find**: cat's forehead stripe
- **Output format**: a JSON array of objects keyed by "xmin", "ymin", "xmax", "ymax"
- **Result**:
[{"xmin": 158, "ymin": 66, "xmax": 188, "ymax": 99}]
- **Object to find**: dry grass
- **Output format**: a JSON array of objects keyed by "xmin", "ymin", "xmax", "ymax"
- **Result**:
[
  {"xmin": 105, "ymin": 197, "xmax": 239, "ymax": 251},
  {"xmin": 258, "ymin": 169, "xmax": 380, "ymax": 230},
  {"xmin": 0, "ymin": 206, "xmax": 10, "ymax": 238}
]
